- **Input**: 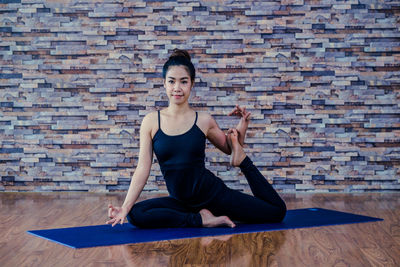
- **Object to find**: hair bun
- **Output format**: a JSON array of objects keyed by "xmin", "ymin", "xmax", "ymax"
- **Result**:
[{"xmin": 170, "ymin": 48, "xmax": 191, "ymax": 61}]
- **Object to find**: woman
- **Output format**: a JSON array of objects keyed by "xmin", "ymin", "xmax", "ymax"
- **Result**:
[{"xmin": 106, "ymin": 49, "xmax": 286, "ymax": 228}]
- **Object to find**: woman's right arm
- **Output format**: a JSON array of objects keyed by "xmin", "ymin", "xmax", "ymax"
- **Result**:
[{"xmin": 107, "ymin": 113, "xmax": 154, "ymax": 226}]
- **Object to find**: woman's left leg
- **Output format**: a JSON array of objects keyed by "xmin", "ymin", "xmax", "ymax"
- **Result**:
[
  {"xmin": 127, "ymin": 197, "xmax": 202, "ymax": 228},
  {"xmin": 209, "ymin": 129, "xmax": 286, "ymax": 223},
  {"xmin": 127, "ymin": 196, "xmax": 236, "ymax": 228},
  {"xmin": 205, "ymin": 185, "xmax": 286, "ymax": 224}
]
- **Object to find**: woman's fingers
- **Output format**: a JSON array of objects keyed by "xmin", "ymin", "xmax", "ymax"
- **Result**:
[
  {"xmin": 234, "ymin": 105, "xmax": 243, "ymax": 115},
  {"xmin": 107, "ymin": 217, "xmax": 120, "ymax": 227},
  {"xmin": 227, "ymin": 106, "xmax": 235, "ymax": 115},
  {"xmin": 108, "ymin": 204, "xmax": 113, "ymax": 218},
  {"xmin": 107, "ymin": 204, "xmax": 125, "ymax": 227},
  {"xmin": 228, "ymin": 105, "xmax": 249, "ymax": 118},
  {"xmin": 228, "ymin": 107, "xmax": 238, "ymax": 116},
  {"xmin": 107, "ymin": 213, "xmax": 125, "ymax": 227},
  {"xmin": 244, "ymin": 111, "xmax": 251, "ymax": 121},
  {"xmin": 228, "ymin": 105, "xmax": 241, "ymax": 116},
  {"xmin": 106, "ymin": 218, "xmax": 115, "ymax": 225},
  {"xmin": 108, "ymin": 204, "xmax": 118, "ymax": 218},
  {"xmin": 242, "ymin": 107, "xmax": 249, "ymax": 117},
  {"xmin": 108, "ymin": 205, "xmax": 123, "ymax": 218},
  {"xmin": 112, "ymin": 216, "xmax": 124, "ymax": 227}
]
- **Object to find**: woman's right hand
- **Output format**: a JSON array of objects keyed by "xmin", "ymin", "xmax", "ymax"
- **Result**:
[{"xmin": 106, "ymin": 204, "xmax": 129, "ymax": 227}]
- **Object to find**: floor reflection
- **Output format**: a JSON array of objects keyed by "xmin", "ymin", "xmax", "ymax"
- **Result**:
[{"xmin": 120, "ymin": 230, "xmax": 286, "ymax": 266}]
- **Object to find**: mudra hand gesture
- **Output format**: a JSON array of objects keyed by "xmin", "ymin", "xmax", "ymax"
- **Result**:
[
  {"xmin": 227, "ymin": 105, "xmax": 251, "ymax": 147},
  {"xmin": 106, "ymin": 204, "xmax": 128, "ymax": 227},
  {"xmin": 228, "ymin": 104, "xmax": 251, "ymax": 122}
]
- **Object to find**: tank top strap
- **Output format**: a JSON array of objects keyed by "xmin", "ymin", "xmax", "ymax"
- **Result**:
[
  {"xmin": 194, "ymin": 111, "xmax": 198, "ymax": 125},
  {"xmin": 158, "ymin": 110, "xmax": 161, "ymax": 130}
]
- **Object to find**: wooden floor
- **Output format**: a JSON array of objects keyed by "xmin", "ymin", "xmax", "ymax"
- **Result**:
[{"xmin": 1, "ymin": 192, "xmax": 399, "ymax": 267}]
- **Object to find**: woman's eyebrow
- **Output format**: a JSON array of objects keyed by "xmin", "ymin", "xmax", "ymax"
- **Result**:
[{"xmin": 167, "ymin": 76, "xmax": 189, "ymax": 80}]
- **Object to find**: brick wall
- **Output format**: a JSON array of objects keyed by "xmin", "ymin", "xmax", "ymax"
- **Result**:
[{"xmin": 1, "ymin": 0, "xmax": 399, "ymax": 192}]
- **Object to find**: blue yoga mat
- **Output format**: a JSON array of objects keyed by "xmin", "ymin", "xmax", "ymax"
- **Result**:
[{"xmin": 27, "ymin": 208, "xmax": 382, "ymax": 249}]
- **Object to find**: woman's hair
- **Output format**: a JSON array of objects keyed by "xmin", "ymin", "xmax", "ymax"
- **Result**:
[{"xmin": 162, "ymin": 49, "xmax": 196, "ymax": 85}]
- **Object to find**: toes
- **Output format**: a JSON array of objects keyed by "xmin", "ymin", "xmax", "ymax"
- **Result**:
[
  {"xmin": 232, "ymin": 131, "xmax": 238, "ymax": 140},
  {"xmin": 222, "ymin": 216, "xmax": 235, "ymax": 228}
]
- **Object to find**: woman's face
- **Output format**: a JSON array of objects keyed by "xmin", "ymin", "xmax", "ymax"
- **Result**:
[{"xmin": 164, "ymin": 65, "xmax": 194, "ymax": 105}]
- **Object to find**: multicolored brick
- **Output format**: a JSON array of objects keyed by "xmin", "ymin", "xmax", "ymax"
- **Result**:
[{"xmin": 0, "ymin": 0, "xmax": 399, "ymax": 192}]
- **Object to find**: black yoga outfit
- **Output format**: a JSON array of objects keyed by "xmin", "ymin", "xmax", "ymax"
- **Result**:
[{"xmin": 127, "ymin": 111, "xmax": 286, "ymax": 228}]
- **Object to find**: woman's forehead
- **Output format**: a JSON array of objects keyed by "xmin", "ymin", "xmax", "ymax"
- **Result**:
[{"xmin": 166, "ymin": 65, "xmax": 190, "ymax": 78}]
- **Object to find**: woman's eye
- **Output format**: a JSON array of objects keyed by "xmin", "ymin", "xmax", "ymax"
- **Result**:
[{"xmin": 168, "ymin": 81, "xmax": 174, "ymax": 84}]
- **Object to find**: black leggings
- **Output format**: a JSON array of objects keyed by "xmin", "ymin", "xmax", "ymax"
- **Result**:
[{"xmin": 127, "ymin": 156, "xmax": 286, "ymax": 228}]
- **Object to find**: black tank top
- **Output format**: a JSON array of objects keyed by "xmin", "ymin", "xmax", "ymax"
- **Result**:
[
  {"xmin": 152, "ymin": 110, "xmax": 225, "ymax": 206},
  {"xmin": 152, "ymin": 110, "xmax": 206, "ymax": 171}
]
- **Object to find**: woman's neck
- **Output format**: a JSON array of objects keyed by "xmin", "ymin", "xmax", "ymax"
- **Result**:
[{"xmin": 166, "ymin": 103, "xmax": 192, "ymax": 117}]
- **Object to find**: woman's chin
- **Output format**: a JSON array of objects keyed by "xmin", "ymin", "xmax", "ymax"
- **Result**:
[{"xmin": 170, "ymin": 98, "xmax": 186, "ymax": 104}]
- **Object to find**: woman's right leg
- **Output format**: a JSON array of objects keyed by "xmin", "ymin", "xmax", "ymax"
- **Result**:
[
  {"xmin": 239, "ymin": 155, "xmax": 286, "ymax": 210},
  {"xmin": 220, "ymin": 129, "xmax": 286, "ymax": 222},
  {"xmin": 127, "ymin": 197, "xmax": 202, "ymax": 228},
  {"xmin": 229, "ymin": 128, "xmax": 286, "ymax": 209}
]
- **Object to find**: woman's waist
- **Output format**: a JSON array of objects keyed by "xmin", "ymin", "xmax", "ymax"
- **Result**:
[
  {"xmin": 162, "ymin": 167, "xmax": 225, "ymax": 205},
  {"xmin": 160, "ymin": 160, "xmax": 205, "ymax": 172}
]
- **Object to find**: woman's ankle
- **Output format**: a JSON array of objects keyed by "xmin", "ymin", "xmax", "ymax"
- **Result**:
[{"xmin": 239, "ymin": 155, "xmax": 252, "ymax": 170}]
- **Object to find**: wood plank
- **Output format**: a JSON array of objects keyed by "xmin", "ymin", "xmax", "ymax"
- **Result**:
[{"xmin": 0, "ymin": 192, "xmax": 399, "ymax": 266}]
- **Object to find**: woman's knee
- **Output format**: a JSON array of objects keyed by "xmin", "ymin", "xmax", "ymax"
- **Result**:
[
  {"xmin": 126, "ymin": 203, "xmax": 147, "ymax": 227},
  {"xmin": 276, "ymin": 202, "xmax": 287, "ymax": 222},
  {"xmin": 264, "ymin": 202, "xmax": 287, "ymax": 223}
]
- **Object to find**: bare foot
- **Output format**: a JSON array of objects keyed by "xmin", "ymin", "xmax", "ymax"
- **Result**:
[
  {"xmin": 226, "ymin": 130, "xmax": 233, "ymax": 152},
  {"xmin": 229, "ymin": 129, "xmax": 246, "ymax": 167},
  {"xmin": 199, "ymin": 209, "xmax": 236, "ymax": 228},
  {"xmin": 228, "ymin": 105, "xmax": 251, "ymax": 144}
]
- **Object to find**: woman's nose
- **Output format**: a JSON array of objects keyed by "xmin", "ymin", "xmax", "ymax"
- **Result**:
[{"xmin": 173, "ymin": 83, "xmax": 181, "ymax": 90}]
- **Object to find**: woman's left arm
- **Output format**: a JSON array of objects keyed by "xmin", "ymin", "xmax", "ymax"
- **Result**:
[
  {"xmin": 205, "ymin": 114, "xmax": 232, "ymax": 155},
  {"xmin": 204, "ymin": 106, "xmax": 251, "ymax": 155}
]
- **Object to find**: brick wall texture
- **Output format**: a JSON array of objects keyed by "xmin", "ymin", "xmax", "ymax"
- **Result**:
[{"xmin": 1, "ymin": 0, "xmax": 399, "ymax": 192}]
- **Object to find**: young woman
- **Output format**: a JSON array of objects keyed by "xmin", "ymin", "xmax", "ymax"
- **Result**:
[{"xmin": 106, "ymin": 49, "xmax": 286, "ymax": 228}]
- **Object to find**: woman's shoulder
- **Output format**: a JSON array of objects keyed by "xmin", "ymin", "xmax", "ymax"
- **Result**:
[
  {"xmin": 196, "ymin": 111, "xmax": 213, "ymax": 122},
  {"xmin": 140, "ymin": 110, "xmax": 162, "ymax": 138},
  {"xmin": 142, "ymin": 110, "xmax": 158, "ymax": 122},
  {"xmin": 196, "ymin": 111, "xmax": 217, "ymax": 132},
  {"xmin": 140, "ymin": 110, "xmax": 159, "ymax": 130}
]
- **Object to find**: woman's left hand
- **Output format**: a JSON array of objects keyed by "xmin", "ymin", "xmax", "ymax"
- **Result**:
[{"xmin": 228, "ymin": 105, "xmax": 251, "ymax": 121}]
